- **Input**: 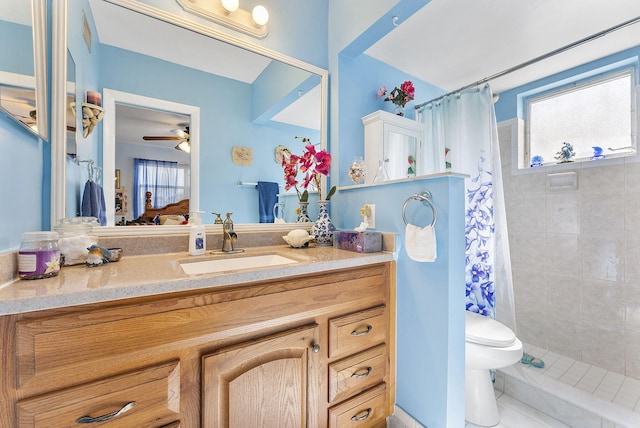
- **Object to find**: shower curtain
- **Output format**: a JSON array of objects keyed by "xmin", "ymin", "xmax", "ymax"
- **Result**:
[{"xmin": 417, "ymin": 85, "xmax": 516, "ymax": 331}]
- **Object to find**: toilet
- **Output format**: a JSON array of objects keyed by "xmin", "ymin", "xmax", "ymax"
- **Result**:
[{"xmin": 465, "ymin": 310, "xmax": 523, "ymax": 427}]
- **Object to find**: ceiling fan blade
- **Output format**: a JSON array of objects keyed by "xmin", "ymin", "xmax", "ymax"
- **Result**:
[{"xmin": 142, "ymin": 136, "xmax": 182, "ymax": 141}]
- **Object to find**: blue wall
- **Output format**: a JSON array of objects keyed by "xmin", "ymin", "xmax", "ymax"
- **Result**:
[
  {"xmin": 0, "ymin": 116, "xmax": 44, "ymax": 251},
  {"xmin": 329, "ymin": 1, "xmax": 467, "ymax": 426},
  {"xmin": 335, "ymin": 176, "xmax": 466, "ymax": 426}
]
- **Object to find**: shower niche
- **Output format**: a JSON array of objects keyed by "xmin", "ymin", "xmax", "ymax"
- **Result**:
[{"xmin": 362, "ymin": 110, "xmax": 439, "ymax": 184}]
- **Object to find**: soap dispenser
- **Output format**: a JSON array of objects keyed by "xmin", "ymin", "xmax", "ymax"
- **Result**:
[{"xmin": 189, "ymin": 211, "xmax": 206, "ymax": 256}]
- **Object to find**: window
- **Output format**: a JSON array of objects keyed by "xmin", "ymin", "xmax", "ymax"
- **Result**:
[
  {"xmin": 523, "ymin": 66, "xmax": 637, "ymax": 168},
  {"xmin": 133, "ymin": 158, "xmax": 190, "ymax": 218}
]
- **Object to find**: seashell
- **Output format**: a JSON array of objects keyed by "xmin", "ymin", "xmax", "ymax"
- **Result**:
[
  {"xmin": 90, "ymin": 117, "xmax": 100, "ymax": 125},
  {"xmin": 82, "ymin": 118, "xmax": 90, "ymax": 127},
  {"xmin": 83, "ymin": 106, "xmax": 94, "ymax": 118},
  {"xmin": 282, "ymin": 229, "xmax": 314, "ymax": 248}
]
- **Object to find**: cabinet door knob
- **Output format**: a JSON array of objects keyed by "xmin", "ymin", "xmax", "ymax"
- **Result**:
[
  {"xmin": 351, "ymin": 325, "xmax": 373, "ymax": 336},
  {"xmin": 76, "ymin": 401, "xmax": 137, "ymax": 424},
  {"xmin": 351, "ymin": 407, "xmax": 372, "ymax": 422},
  {"xmin": 311, "ymin": 343, "xmax": 321, "ymax": 353}
]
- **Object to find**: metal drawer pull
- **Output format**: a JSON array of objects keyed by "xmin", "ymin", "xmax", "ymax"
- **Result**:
[
  {"xmin": 351, "ymin": 407, "xmax": 372, "ymax": 422},
  {"xmin": 351, "ymin": 325, "xmax": 373, "ymax": 336},
  {"xmin": 351, "ymin": 367, "xmax": 373, "ymax": 378},
  {"xmin": 76, "ymin": 401, "xmax": 137, "ymax": 424}
]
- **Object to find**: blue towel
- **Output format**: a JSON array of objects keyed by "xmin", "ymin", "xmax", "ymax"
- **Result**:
[
  {"xmin": 81, "ymin": 180, "xmax": 107, "ymax": 226},
  {"xmin": 257, "ymin": 181, "xmax": 279, "ymax": 223}
]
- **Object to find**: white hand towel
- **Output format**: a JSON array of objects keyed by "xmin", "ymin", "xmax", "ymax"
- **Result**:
[{"xmin": 405, "ymin": 223, "xmax": 437, "ymax": 262}]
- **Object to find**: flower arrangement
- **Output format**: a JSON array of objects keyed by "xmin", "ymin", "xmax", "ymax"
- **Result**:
[
  {"xmin": 281, "ymin": 137, "xmax": 337, "ymax": 201},
  {"xmin": 377, "ymin": 80, "xmax": 415, "ymax": 109}
]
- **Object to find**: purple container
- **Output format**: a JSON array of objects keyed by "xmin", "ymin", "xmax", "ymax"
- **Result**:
[{"xmin": 18, "ymin": 232, "xmax": 61, "ymax": 280}]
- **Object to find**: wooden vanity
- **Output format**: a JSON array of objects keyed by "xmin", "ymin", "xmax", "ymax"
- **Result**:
[{"xmin": 0, "ymin": 247, "xmax": 395, "ymax": 427}]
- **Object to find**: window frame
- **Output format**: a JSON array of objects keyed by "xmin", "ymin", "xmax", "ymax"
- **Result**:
[{"xmin": 521, "ymin": 63, "xmax": 638, "ymax": 169}]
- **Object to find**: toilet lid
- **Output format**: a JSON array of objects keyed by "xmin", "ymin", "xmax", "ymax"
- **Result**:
[{"xmin": 465, "ymin": 310, "xmax": 516, "ymax": 347}]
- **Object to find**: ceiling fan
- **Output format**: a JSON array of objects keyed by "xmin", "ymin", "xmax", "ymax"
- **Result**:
[{"xmin": 142, "ymin": 125, "xmax": 190, "ymax": 153}]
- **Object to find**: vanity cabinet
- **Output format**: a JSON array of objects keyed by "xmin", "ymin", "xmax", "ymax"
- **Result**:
[{"xmin": 0, "ymin": 262, "xmax": 395, "ymax": 427}]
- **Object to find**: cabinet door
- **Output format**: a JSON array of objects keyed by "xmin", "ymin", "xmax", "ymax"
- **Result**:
[{"xmin": 202, "ymin": 324, "xmax": 320, "ymax": 428}]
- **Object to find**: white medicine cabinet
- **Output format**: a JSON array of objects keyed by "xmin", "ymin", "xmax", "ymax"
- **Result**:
[
  {"xmin": 362, "ymin": 110, "xmax": 440, "ymax": 184},
  {"xmin": 362, "ymin": 110, "xmax": 436, "ymax": 184}
]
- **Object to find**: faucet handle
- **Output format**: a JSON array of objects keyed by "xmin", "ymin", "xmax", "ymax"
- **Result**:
[
  {"xmin": 212, "ymin": 212, "xmax": 223, "ymax": 224},
  {"xmin": 226, "ymin": 212, "xmax": 233, "ymax": 219}
]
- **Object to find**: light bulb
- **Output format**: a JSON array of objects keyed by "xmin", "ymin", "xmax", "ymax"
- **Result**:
[
  {"xmin": 252, "ymin": 5, "xmax": 269, "ymax": 26},
  {"xmin": 220, "ymin": 0, "xmax": 239, "ymax": 13}
]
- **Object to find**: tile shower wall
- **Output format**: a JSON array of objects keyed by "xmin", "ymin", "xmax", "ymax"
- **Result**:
[{"xmin": 499, "ymin": 120, "xmax": 640, "ymax": 379}]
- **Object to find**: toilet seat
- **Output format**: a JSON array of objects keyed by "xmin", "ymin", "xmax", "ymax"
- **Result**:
[{"xmin": 465, "ymin": 310, "xmax": 516, "ymax": 347}]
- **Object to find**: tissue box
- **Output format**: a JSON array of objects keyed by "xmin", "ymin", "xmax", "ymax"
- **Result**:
[{"xmin": 333, "ymin": 230, "xmax": 383, "ymax": 253}]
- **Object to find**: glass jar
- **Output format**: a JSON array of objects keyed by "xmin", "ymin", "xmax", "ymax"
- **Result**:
[
  {"xmin": 348, "ymin": 156, "xmax": 367, "ymax": 184},
  {"xmin": 55, "ymin": 217, "xmax": 99, "ymax": 266},
  {"xmin": 18, "ymin": 231, "xmax": 61, "ymax": 280}
]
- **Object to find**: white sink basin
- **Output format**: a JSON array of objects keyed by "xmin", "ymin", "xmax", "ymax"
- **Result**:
[{"xmin": 180, "ymin": 253, "xmax": 298, "ymax": 275}]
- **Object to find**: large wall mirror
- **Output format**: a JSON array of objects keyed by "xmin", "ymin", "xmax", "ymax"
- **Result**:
[
  {"xmin": 52, "ymin": 0, "xmax": 328, "ymax": 234},
  {"xmin": 0, "ymin": 0, "xmax": 48, "ymax": 140}
]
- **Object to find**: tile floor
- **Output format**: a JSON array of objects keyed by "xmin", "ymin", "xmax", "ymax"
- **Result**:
[{"xmin": 522, "ymin": 343, "xmax": 640, "ymax": 413}]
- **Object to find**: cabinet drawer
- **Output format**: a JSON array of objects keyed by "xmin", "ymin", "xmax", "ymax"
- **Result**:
[
  {"xmin": 329, "ymin": 344, "xmax": 386, "ymax": 403},
  {"xmin": 329, "ymin": 306, "xmax": 387, "ymax": 358},
  {"xmin": 17, "ymin": 361, "xmax": 180, "ymax": 428},
  {"xmin": 328, "ymin": 383, "xmax": 387, "ymax": 428}
]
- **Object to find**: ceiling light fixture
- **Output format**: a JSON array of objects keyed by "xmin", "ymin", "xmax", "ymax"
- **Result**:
[
  {"xmin": 175, "ymin": 140, "xmax": 191, "ymax": 153},
  {"xmin": 251, "ymin": 5, "xmax": 269, "ymax": 27},
  {"xmin": 220, "ymin": 0, "xmax": 239, "ymax": 13},
  {"xmin": 176, "ymin": 0, "xmax": 269, "ymax": 39}
]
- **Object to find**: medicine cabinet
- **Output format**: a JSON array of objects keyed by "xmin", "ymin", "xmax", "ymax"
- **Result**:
[{"xmin": 362, "ymin": 110, "xmax": 431, "ymax": 184}]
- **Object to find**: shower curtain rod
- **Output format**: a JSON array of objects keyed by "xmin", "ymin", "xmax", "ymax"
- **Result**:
[{"xmin": 415, "ymin": 15, "xmax": 640, "ymax": 110}]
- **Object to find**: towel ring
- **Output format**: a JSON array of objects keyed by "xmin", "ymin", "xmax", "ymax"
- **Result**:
[{"xmin": 402, "ymin": 191, "xmax": 437, "ymax": 228}]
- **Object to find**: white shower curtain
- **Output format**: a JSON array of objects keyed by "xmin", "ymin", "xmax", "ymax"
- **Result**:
[{"xmin": 417, "ymin": 85, "xmax": 517, "ymax": 332}]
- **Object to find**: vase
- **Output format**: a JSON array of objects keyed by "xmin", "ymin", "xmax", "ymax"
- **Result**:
[
  {"xmin": 373, "ymin": 160, "xmax": 390, "ymax": 183},
  {"xmin": 311, "ymin": 200, "xmax": 336, "ymax": 246},
  {"xmin": 394, "ymin": 104, "xmax": 405, "ymax": 117},
  {"xmin": 296, "ymin": 202, "xmax": 312, "ymax": 223}
]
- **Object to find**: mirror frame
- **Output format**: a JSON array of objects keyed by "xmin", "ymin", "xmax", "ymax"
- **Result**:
[
  {"xmin": 0, "ymin": 0, "xmax": 49, "ymax": 140},
  {"xmin": 51, "ymin": 0, "xmax": 328, "ymax": 236}
]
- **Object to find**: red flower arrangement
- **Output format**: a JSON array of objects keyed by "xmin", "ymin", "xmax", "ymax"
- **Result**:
[
  {"xmin": 377, "ymin": 80, "xmax": 415, "ymax": 108},
  {"xmin": 281, "ymin": 137, "xmax": 336, "ymax": 201}
]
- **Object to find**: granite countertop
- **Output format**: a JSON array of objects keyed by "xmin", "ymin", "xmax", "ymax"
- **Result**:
[{"xmin": 0, "ymin": 245, "xmax": 394, "ymax": 316}]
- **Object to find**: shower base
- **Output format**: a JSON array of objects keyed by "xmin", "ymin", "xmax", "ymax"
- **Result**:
[{"xmin": 496, "ymin": 343, "xmax": 640, "ymax": 427}]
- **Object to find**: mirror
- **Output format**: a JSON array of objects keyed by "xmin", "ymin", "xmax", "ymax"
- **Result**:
[
  {"xmin": 0, "ymin": 0, "xmax": 48, "ymax": 140},
  {"xmin": 51, "ymin": 0, "xmax": 328, "ymax": 231}
]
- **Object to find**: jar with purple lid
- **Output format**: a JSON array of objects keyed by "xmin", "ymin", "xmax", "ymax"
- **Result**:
[{"xmin": 18, "ymin": 231, "xmax": 61, "ymax": 280}]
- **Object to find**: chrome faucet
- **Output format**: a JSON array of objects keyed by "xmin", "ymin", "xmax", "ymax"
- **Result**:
[{"xmin": 222, "ymin": 212, "xmax": 238, "ymax": 252}]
